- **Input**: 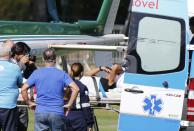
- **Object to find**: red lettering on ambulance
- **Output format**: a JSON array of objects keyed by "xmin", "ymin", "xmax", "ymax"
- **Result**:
[
  {"xmin": 156, "ymin": 0, "xmax": 159, "ymax": 9},
  {"xmin": 133, "ymin": 0, "xmax": 159, "ymax": 10},
  {"xmin": 142, "ymin": 1, "xmax": 148, "ymax": 8},
  {"xmin": 148, "ymin": 2, "xmax": 155, "ymax": 9}
]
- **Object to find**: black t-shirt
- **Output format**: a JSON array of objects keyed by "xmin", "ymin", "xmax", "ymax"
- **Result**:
[
  {"xmin": 23, "ymin": 63, "xmax": 37, "ymax": 79},
  {"xmin": 100, "ymin": 77, "xmax": 116, "ymax": 92}
]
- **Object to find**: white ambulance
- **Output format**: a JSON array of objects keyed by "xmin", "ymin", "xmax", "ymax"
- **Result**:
[{"xmin": 118, "ymin": 0, "xmax": 194, "ymax": 130}]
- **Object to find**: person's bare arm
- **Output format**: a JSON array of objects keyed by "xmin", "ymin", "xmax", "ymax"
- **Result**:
[
  {"xmin": 107, "ymin": 64, "xmax": 123, "ymax": 86},
  {"xmin": 84, "ymin": 66, "xmax": 111, "ymax": 76},
  {"xmin": 64, "ymin": 82, "xmax": 79, "ymax": 110},
  {"xmin": 84, "ymin": 67, "xmax": 101, "ymax": 76},
  {"xmin": 21, "ymin": 83, "xmax": 36, "ymax": 110},
  {"xmin": 106, "ymin": 71, "xmax": 117, "ymax": 86}
]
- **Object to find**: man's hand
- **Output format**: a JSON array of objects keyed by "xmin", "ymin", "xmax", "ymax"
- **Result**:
[
  {"xmin": 88, "ymin": 127, "xmax": 93, "ymax": 131},
  {"xmin": 63, "ymin": 103, "xmax": 71, "ymax": 109},
  {"xmin": 20, "ymin": 55, "xmax": 29, "ymax": 64},
  {"xmin": 101, "ymin": 66, "xmax": 111, "ymax": 73},
  {"xmin": 63, "ymin": 104, "xmax": 72, "ymax": 116},
  {"xmin": 28, "ymin": 101, "xmax": 36, "ymax": 110}
]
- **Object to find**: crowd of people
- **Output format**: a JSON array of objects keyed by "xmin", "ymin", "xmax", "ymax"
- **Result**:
[
  {"xmin": 0, "ymin": 39, "xmax": 123, "ymax": 131},
  {"xmin": 0, "ymin": 16, "xmax": 193, "ymax": 131}
]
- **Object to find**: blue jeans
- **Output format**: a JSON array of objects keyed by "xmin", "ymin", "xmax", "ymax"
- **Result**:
[
  {"xmin": 46, "ymin": 0, "xmax": 60, "ymax": 22},
  {"xmin": 35, "ymin": 113, "xmax": 66, "ymax": 131}
]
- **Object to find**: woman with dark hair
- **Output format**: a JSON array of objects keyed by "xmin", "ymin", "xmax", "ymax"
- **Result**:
[{"xmin": 66, "ymin": 63, "xmax": 94, "ymax": 131}]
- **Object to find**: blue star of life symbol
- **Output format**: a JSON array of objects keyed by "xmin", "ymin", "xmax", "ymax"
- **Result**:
[{"xmin": 143, "ymin": 95, "xmax": 163, "ymax": 115}]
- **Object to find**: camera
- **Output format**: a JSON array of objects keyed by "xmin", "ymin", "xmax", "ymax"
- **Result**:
[
  {"xmin": 23, "ymin": 53, "xmax": 37, "ymax": 79},
  {"xmin": 26, "ymin": 53, "xmax": 36, "ymax": 62}
]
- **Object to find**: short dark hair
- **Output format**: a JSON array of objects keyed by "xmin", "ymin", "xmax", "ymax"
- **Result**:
[
  {"xmin": 43, "ymin": 48, "xmax": 56, "ymax": 62},
  {"xmin": 11, "ymin": 42, "xmax": 31, "ymax": 57}
]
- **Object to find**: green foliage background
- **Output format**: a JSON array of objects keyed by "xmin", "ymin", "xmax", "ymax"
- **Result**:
[
  {"xmin": 0, "ymin": 0, "xmax": 130, "ymax": 24},
  {"xmin": 0, "ymin": 0, "xmax": 32, "ymax": 20}
]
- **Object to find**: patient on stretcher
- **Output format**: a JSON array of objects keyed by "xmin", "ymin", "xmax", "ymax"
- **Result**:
[
  {"xmin": 84, "ymin": 63, "xmax": 123, "ymax": 91},
  {"xmin": 80, "ymin": 64, "xmax": 124, "ymax": 100}
]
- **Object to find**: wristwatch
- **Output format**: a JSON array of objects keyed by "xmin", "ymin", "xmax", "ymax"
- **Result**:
[{"xmin": 99, "ymin": 66, "xmax": 103, "ymax": 71}]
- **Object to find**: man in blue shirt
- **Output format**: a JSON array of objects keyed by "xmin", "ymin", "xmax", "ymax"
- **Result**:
[
  {"xmin": 0, "ymin": 43, "xmax": 23, "ymax": 131},
  {"xmin": 21, "ymin": 48, "xmax": 79, "ymax": 131}
]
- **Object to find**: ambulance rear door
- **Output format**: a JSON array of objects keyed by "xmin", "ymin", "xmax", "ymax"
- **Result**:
[{"xmin": 118, "ymin": 0, "xmax": 189, "ymax": 130}]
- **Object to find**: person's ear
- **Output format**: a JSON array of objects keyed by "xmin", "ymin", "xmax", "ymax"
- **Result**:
[
  {"xmin": 80, "ymin": 71, "xmax": 84, "ymax": 77},
  {"xmin": 70, "ymin": 71, "xmax": 74, "ymax": 77}
]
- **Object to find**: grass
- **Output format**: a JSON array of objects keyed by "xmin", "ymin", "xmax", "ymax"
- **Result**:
[
  {"xmin": 28, "ymin": 107, "xmax": 119, "ymax": 131},
  {"xmin": 28, "ymin": 110, "xmax": 35, "ymax": 131},
  {"xmin": 94, "ymin": 109, "xmax": 119, "ymax": 131}
]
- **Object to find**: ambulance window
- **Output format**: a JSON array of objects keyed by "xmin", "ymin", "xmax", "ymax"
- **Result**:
[{"xmin": 136, "ymin": 17, "xmax": 181, "ymax": 72}]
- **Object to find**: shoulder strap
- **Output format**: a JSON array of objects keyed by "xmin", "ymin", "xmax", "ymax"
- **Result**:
[{"xmin": 91, "ymin": 76, "xmax": 101, "ymax": 101}]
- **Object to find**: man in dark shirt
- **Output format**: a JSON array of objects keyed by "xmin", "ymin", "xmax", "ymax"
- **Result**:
[
  {"xmin": 85, "ymin": 64, "xmax": 123, "ymax": 92},
  {"xmin": 9, "ymin": 41, "xmax": 37, "ymax": 131}
]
